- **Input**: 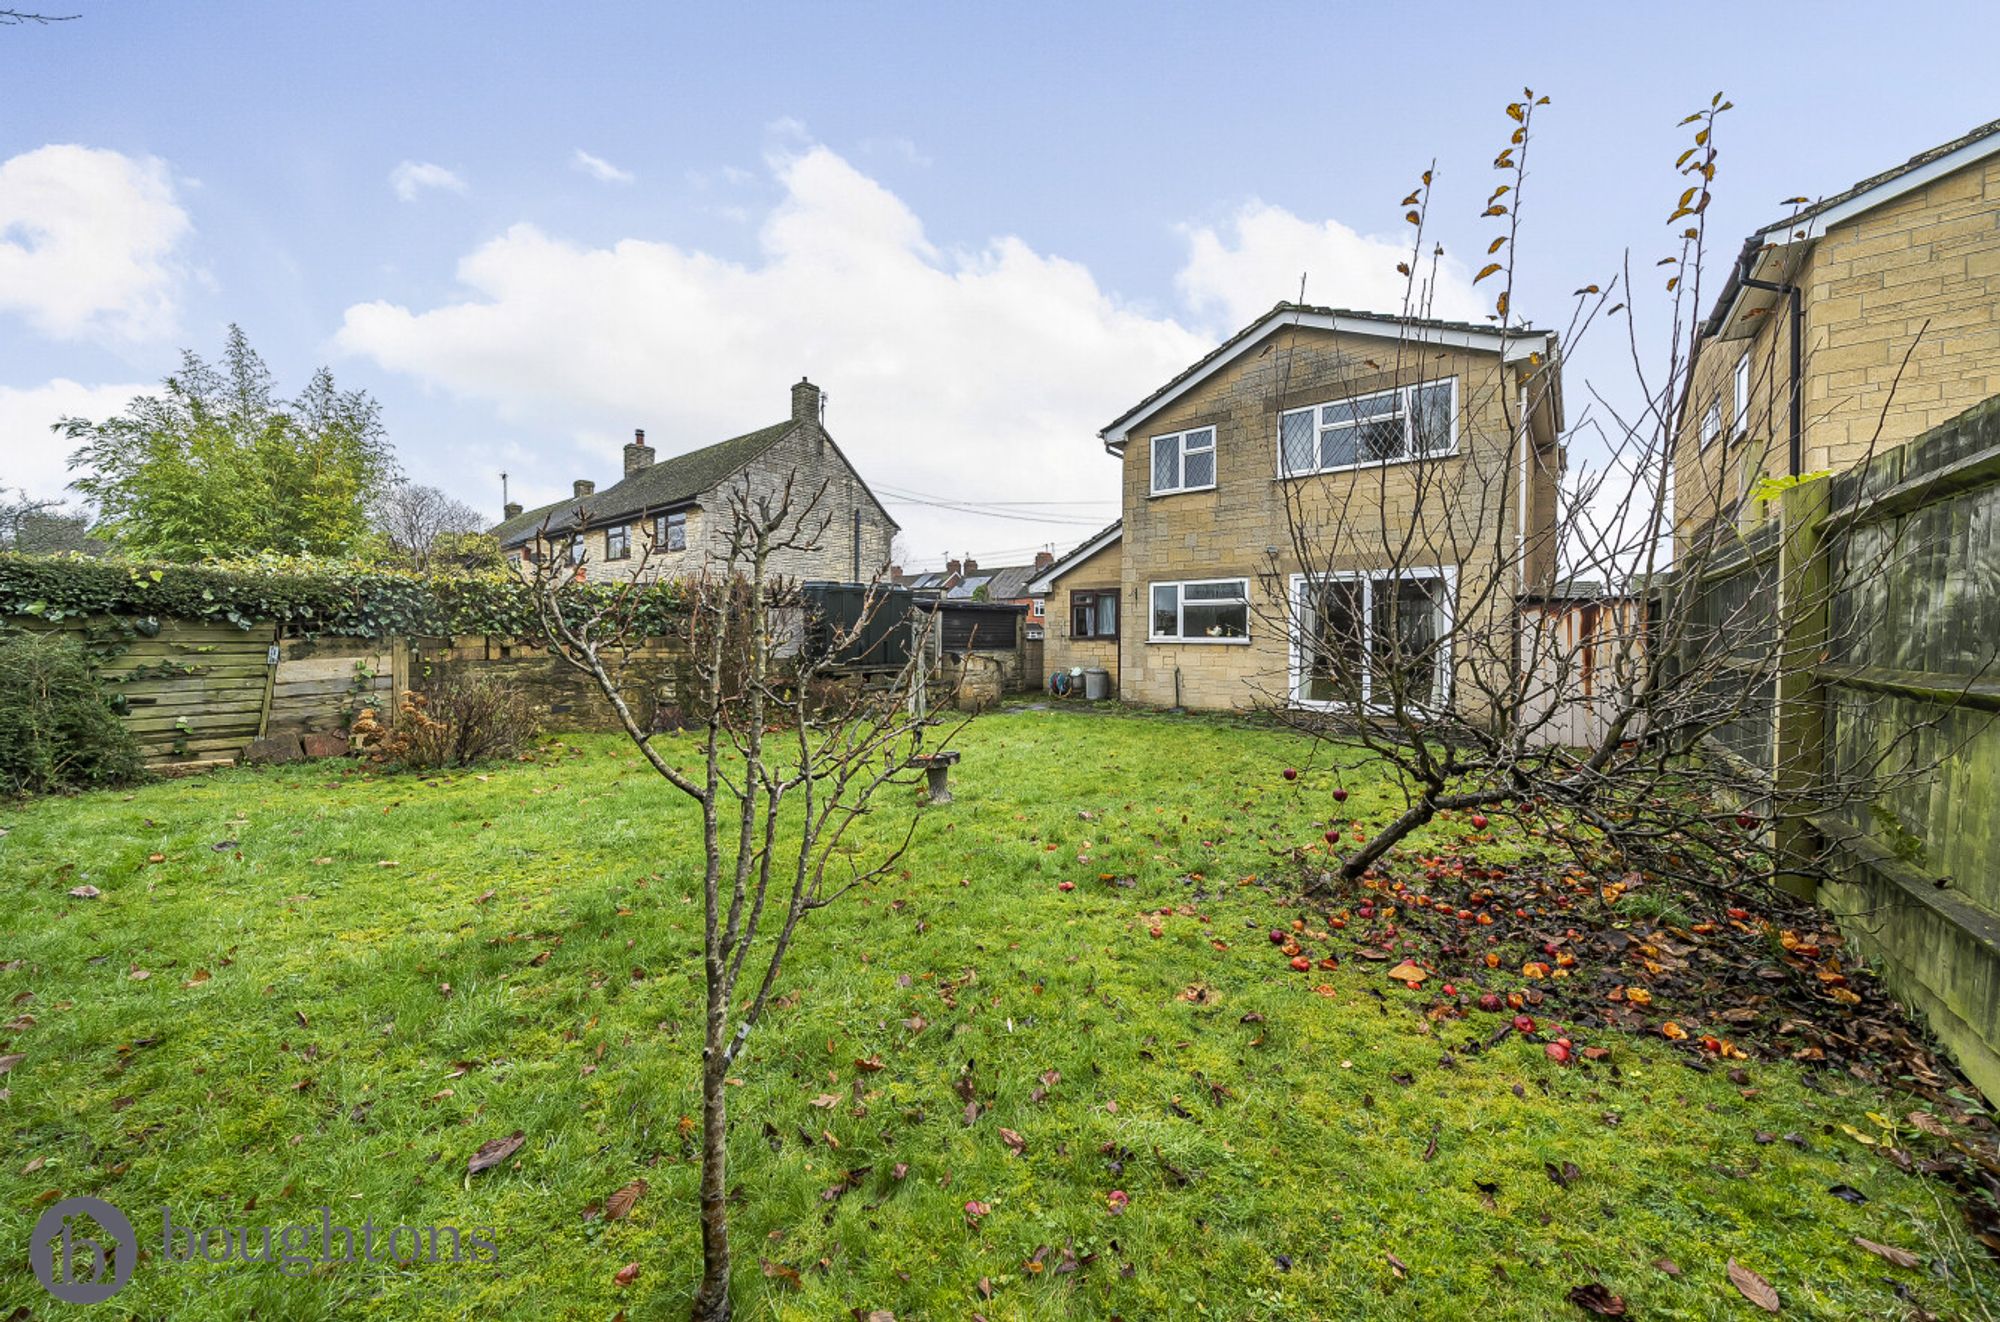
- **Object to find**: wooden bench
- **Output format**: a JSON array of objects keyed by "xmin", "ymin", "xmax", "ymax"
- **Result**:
[{"xmin": 909, "ymin": 750, "xmax": 961, "ymax": 804}]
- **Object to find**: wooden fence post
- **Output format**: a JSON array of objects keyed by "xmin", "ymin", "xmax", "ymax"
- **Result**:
[
  {"xmin": 389, "ymin": 636, "xmax": 412, "ymax": 724},
  {"xmin": 1773, "ymin": 474, "xmax": 1831, "ymax": 900}
]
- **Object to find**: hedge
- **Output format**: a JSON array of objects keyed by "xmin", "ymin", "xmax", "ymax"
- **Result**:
[{"xmin": 0, "ymin": 552, "xmax": 690, "ymax": 640}]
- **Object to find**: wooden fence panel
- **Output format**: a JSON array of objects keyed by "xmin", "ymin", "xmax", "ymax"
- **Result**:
[{"xmin": 268, "ymin": 636, "xmax": 393, "ymax": 739}]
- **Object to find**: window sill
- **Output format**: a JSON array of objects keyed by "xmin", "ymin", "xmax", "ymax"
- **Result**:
[
  {"xmin": 1276, "ymin": 449, "xmax": 1459, "ymax": 482},
  {"xmin": 1148, "ymin": 485, "xmax": 1217, "ymax": 499},
  {"xmin": 1147, "ymin": 637, "xmax": 1252, "ymax": 646}
]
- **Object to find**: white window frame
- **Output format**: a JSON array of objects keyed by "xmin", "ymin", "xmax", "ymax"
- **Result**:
[
  {"xmin": 1148, "ymin": 577, "xmax": 1251, "ymax": 645},
  {"xmin": 1287, "ymin": 566, "xmax": 1457, "ymax": 713},
  {"xmin": 1278, "ymin": 377, "xmax": 1458, "ymax": 479},
  {"xmin": 1701, "ymin": 398, "xmax": 1723, "ymax": 450},
  {"xmin": 1149, "ymin": 426, "xmax": 1217, "ymax": 496},
  {"xmin": 1733, "ymin": 354, "xmax": 1751, "ymax": 436}
]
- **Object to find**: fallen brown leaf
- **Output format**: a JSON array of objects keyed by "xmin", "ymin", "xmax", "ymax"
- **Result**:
[
  {"xmin": 467, "ymin": 1130, "xmax": 526, "ymax": 1176},
  {"xmin": 1852, "ymin": 1236, "xmax": 1919, "ymax": 1269},
  {"xmin": 1727, "ymin": 1259, "xmax": 1779, "ymax": 1312},
  {"xmin": 1567, "ymin": 1281, "xmax": 1627, "ymax": 1315},
  {"xmin": 613, "ymin": 1261, "xmax": 640, "ymax": 1286},
  {"xmin": 605, "ymin": 1178, "xmax": 648, "ymax": 1222}
]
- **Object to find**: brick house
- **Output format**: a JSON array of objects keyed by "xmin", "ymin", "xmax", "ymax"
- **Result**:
[
  {"xmin": 491, "ymin": 379, "xmax": 898, "ymax": 584},
  {"xmin": 1031, "ymin": 303, "xmax": 1564, "ymax": 712},
  {"xmin": 1677, "ymin": 117, "xmax": 2000, "ymax": 549}
]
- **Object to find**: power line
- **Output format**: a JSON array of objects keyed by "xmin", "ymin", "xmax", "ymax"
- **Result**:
[{"xmin": 875, "ymin": 492, "xmax": 1107, "ymax": 526}]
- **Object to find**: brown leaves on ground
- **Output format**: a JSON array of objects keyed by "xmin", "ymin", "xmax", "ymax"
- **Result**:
[
  {"xmin": 1726, "ymin": 1259, "xmax": 1780, "ymax": 1312},
  {"xmin": 1567, "ymin": 1282, "xmax": 1627, "ymax": 1315},
  {"xmin": 603, "ymin": 1178, "xmax": 647, "ymax": 1222},
  {"xmin": 1853, "ymin": 1236, "xmax": 1920, "ymax": 1268},
  {"xmin": 613, "ymin": 1261, "xmax": 640, "ymax": 1286},
  {"xmin": 998, "ymin": 1127, "xmax": 1026, "ymax": 1157},
  {"xmin": 467, "ymin": 1129, "xmax": 525, "ymax": 1175}
]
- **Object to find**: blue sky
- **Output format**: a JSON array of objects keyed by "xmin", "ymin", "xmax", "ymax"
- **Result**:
[{"xmin": 3, "ymin": 2, "xmax": 1996, "ymax": 567}]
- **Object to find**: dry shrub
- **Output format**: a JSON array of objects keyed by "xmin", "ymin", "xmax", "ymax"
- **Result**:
[{"xmin": 352, "ymin": 669, "xmax": 537, "ymax": 769}]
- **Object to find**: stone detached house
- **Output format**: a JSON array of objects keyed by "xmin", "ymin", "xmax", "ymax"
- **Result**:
[
  {"xmin": 1031, "ymin": 303, "xmax": 1564, "ymax": 713},
  {"xmin": 1677, "ymin": 116, "xmax": 2000, "ymax": 549},
  {"xmin": 492, "ymin": 379, "xmax": 898, "ymax": 584}
]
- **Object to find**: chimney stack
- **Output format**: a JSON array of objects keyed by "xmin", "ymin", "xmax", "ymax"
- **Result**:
[
  {"xmin": 1033, "ymin": 550, "xmax": 1054, "ymax": 570},
  {"xmin": 963, "ymin": 558, "xmax": 979, "ymax": 576},
  {"xmin": 504, "ymin": 500, "xmax": 523, "ymax": 520},
  {"xmin": 791, "ymin": 377, "xmax": 822, "ymax": 426},
  {"xmin": 945, "ymin": 558, "xmax": 962, "ymax": 578},
  {"xmin": 888, "ymin": 564, "xmax": 904, "ymax": 584},
  {"xmin": 573, "ymin": 479, "xmax": 596, "ymax": 500},
  {"xmin": 624, "ymin": 428, "xmax": 653, "ymax": 477}
]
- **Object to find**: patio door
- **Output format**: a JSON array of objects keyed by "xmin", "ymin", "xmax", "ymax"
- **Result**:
[{"xmin": 1290, "ymin": 569, "xmax": 1455, "ymax": 711}]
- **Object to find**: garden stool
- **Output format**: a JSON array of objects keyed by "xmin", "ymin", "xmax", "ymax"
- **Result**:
[{"xmin": 910, "ymin": 750, "xmax": 961, "ymax": 804}]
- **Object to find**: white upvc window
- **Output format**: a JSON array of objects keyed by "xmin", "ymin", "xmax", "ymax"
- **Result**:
[
  {"xmin": 1701, "ymin": 398, "xmax": 1723, "ymax": 449},
  {"xmin": 1289, "ymin": 567, "xmax": 1456, "ymax": 712},
  {"xmin": 1279, "ymin": 378, "xmax": 1457, "ymax": 477},
  {"xmin": 1149, "ymin": 578, "xmax": 1249, "ymax": 643},
  {"xmin": 1150, "ymin": 426, "xmax": 1216, "ymax": 495},
  {"xmin": 1733, "ymin": 355, "xmax": 1751, "ymax": 436}
]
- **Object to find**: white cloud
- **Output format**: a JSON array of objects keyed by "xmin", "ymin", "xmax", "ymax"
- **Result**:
[
  {"xmin": 0, "ymin": 144, "xmax": 191, "ymax": 342},
  {"xmin": 389, "ymin": 160, "xmax": 466, "ymax": 202},
  {"xmin": 336, "ymin": 141, "xmax": 1483, "ymax": 559},
  {"xmin": 0, "ymin": 378, "xmax": 151, "ymax": 502},
  {"xmin": 338, "ymin": 143, "xmax": 1206, "ymax": 558},
  {"xmin": 572, "ymin": 149, "xmax": 634, "ymax": 184},
  {"xmin": 1177, "ymin": 200, "xmax": 1486, "ymax": 329}
]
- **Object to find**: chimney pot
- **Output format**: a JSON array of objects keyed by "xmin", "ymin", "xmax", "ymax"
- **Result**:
[
  {"xmin": 504, "ymin": 501, "xmax": 523, "ymax": 520},
  {"xmin": 791, "ymin": 377, "xmax": 822, "ymax": 426},
  {"xmin": 623, "ymin": 428, "xmax": 654, "ymax": 477},
  {"xmin": 573, "ymin": 479, "xmax": 596, "ymax": 500}
]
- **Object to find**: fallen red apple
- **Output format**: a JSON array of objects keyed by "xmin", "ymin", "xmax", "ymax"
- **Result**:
[
  {"xmin": 1470, "ymin": 814, "xmax": 1490, "ymax": 830},
  {"xmin": 1268, "ymin": 930, "xmax": 1287, "ymax": 945},
  {"xmin": 1358, "ymin": 905, "xmax": 1375, "ymax": 919},
  {"xmin": 1544, "ymin": 1041, "xmax": 1572, "ymax": 1065},
  {"xmin": 1323, "ymin": 830, "xmax": 1339, "ymax": 844},
  {"xmin": 1283, "ymin": 767, "xmax": 1299, "ymax": 781},
  {"xmin": 1441, "ymin": 983, "xmax": 1457, "ymax": 997},
  {"xmin": 1289, "ymin": 956, "xmax": 1312, "ymax": 972},
  {"xmin": 1477, "ymin": 992, "xmax": 1503, "ymax": 1012},
  {"xmin": 1512, "ymin": 1013, "xmax": 1536, "ymax": 1034},
  {"xmin": 1331, "ymin": 787, "xmax": 1348, "ymax": 803},
  {"xmin": 1736, "ymin": 812, "xmax": 1756, "ymax": 829},
  {"xmin": 1057, "ymin": 881, "xmax": 1075, "ymax": 892}
]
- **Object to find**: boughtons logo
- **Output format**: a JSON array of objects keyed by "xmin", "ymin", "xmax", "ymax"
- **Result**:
[{"xmin": 31, "ymin": 1195, "xmax": 137, "ymax": 1304}]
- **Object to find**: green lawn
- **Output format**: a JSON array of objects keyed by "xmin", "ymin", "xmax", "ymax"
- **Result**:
[{"xmin": 0, "ymin": 705, "xmax": 1992, "ymax": 1319}]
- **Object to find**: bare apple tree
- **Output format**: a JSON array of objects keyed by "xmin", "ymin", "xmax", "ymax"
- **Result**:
[
  {"xmin": 525, "ymin": 471, "xmax": 965, "ymax": 1322},
  {"xmin": 1251, "ymin": 92, "xmax": 1973, "ymax": 900}
]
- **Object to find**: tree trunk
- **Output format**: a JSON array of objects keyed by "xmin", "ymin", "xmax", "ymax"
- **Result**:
[
  {"xmin": 690, "ymin": 1035, "xmax": 732, "ymax": 1320},
  {"xmin": 1339, "ymin": 795, "xmax": 1440, "ymax": 882}
]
